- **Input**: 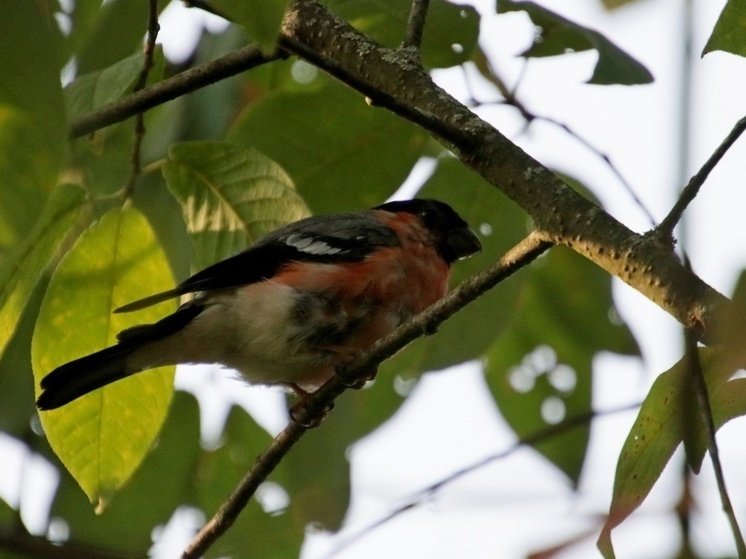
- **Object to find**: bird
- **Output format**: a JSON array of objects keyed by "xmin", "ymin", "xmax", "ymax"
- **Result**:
[{"xmin": 36, "ymin": 198, "xmax": 481, "ymax": 411}]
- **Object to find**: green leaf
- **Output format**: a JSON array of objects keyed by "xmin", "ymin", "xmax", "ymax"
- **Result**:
[
  {"xmin": 329, "ymin": 0, "xmax": 480, "ymax": 68},
  {"xmin": 0, "ymin": 2, "xmax": 67, "ymax": 253},
  {"xmin": 50, "ymin": 392, "xmax": 201, "ymax": 554},
  {"xmin": 497, "ymin": 0, "xmax": 654, "ymax": 85},
  {"xmin": 212, "ymin": 0, "xmax": 289, "ymax": 52},
  {"xmin": 188, "ymin": 404, "xmax": 303, "ymax": 558},
  {"xmin": 227, "ymin": 77, "xmax": 428, "ymax": 213},
  {"xmin": 74, "ymin": 0, "xmax": 168, "ymax": 73},
  {"xmin": 64, "ymin": 52, "xmax": 145, "ymax": 121},
  {"xmin": 485, "ymin": 248, "xmax": 639, "ymax": 484},
  {"xmin": 0, "ymin": 184, "xmax": 88, "ymax": 359},
  {"xmin": 703, "ymin": 0, "xmax": 746, "ymax": 57},
  {"xmin": 163, "ymin": 141, "xmax": 310, "ymax": 270},
  {"xmin": 32, "ymin": 207, "xmax": 176, "ymax": 510},
  {"xmin": 597, "ymin": 349, "xmax": 746, "ymax": 559}
]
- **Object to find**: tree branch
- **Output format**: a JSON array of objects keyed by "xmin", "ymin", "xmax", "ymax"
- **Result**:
[
  {"xmin": 181, "ymin": 232, "xmax": 551, "ymax": 559},
  {"xmin": 657, "ymin": 114, "xmax": 746, "ymax": 239},
  {"xmin": 279, "ymin": 0, "xmax": 729, "ymax": 343},
  {"xmin": 65, "ymin": 1, "xmax": 732, "ymax": 340},
  {"xmin": 68, "ymin": 44, "xmax": 280, "ymax": 138}
]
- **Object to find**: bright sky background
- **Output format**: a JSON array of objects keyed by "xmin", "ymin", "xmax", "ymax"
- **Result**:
[{"xmin": 3, "ymin": 0, "xmax": 746, "ymax": 558}]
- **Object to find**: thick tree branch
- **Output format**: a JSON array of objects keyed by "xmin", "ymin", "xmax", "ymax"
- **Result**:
[
  {"xmin": 69, "ymin": 44, "xmax": 280, "ymax": 138},
  {"xmin": 279, "ymin": 0, "xmax": 729, "ymax": 343},
  {"xmin": 182, "ymin": 232, "xmax": 551, "ymax": 559},
  {"xmin": 65, "ymin": 1, "xmax": 731, "ymax": 341}
]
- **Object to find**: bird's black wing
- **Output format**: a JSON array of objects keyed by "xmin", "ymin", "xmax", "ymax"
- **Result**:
[{"xmin": 115, "ymin": 211, "xmax": 400, "ymax": 313}]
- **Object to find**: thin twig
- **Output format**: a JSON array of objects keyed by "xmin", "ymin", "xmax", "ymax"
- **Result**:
[
  {"xmin": 69, "ymin": 44, "xmax": 281, "ymax": 138},
  {"xmin": 123, "ymin": 0, "xmax": 160, "ymax": 197},
  {"xmin": 181, "ymin": 232, "xmax": 552, "ymax": 559},
  {"xmin": 683, "ymin": 327, "xmax": 746, "ymax": 556},
  {"xmin": 657, "ymin": 114, "xmax": 746, "ymax": 239},
  {"xmin": 401, "ymin": 0, "xmax": 430, "ymax": 55},
  {"xmin": 323, "ymin": 402, "xmax": 641, "ymax": 559}
]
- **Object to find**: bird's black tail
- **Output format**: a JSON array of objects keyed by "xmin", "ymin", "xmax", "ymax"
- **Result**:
[
  {"xmin": 36, "ymin": 303, "xmax": 204, "ymax": 411},
  {"xmin": 36, "ymin": 343, "xmax": 139, "ymax": 410}
]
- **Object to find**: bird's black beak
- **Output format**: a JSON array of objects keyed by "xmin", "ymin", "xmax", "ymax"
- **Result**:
[{"xmin": 442, "ymin": 227, "xmax": 481, "ymax": 263}]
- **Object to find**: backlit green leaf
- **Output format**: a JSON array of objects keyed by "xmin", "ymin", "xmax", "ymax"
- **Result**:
[
  {"xmin": 50, "ymin": 392, "xmax": 201, "ymax": 553},
  {"xmin": 163, "ymin": 141, "xmax": 310, "ymax": 270},
  {"xmin": 33, "ymin": 207, "xmax": 176, "ymax": 510}
]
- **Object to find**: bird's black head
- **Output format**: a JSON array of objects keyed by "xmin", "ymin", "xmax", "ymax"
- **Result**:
[{"xmin": 375, "ymin": 198, "xmax": 481, "ymax": 263}]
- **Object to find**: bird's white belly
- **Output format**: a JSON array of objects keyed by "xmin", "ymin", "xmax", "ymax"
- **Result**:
[{"xmin": 177, "ymin": 282, "xmax": 333, "ymax": 385}]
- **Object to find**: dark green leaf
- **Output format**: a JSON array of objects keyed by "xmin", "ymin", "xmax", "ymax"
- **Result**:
[
  {"xmin": 163, "ymin": 141, "xmax": 310, "ymax": 269},
  {"xmin": 703, "ymin": 0, "xmax": 746, "ymax": 57},
  {"xmin": 485, "ymin": 247, "xmax": 639, "ymax": 483},
  {"xmin": 50, "ymin": 392, "xmax": 201, "ymax": 553},
  {"xmin": 0, "ymin": 1, "xmax": 67, "ymax": 253},
  {"xmin": 497, "ymin": 0, "xmax": 653, "ymax": 85},
  {"xmin": 329, "ymin": 0, "xmax": 480, "ymax": 68},
  {"xmin": 227, "ymin": 76, "xmax": 427, "ymax": 213}
]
